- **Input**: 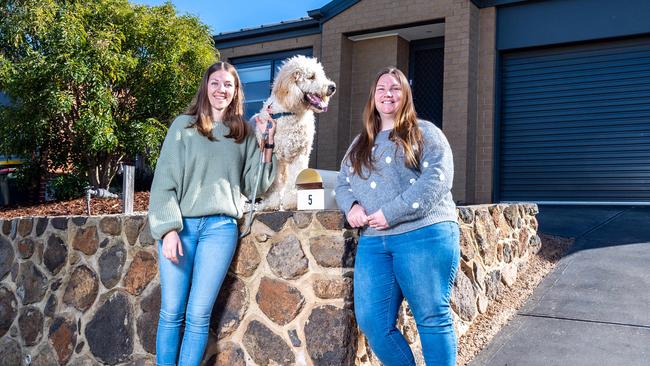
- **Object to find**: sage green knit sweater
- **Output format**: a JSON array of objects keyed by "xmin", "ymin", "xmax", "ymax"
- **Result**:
[{"xmin": 147, "ymin": 115, "xmax": 277, "ymax": 240}]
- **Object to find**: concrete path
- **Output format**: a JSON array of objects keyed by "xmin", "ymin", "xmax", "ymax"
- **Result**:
[{"xmin": 470, "ymin": 206, "xmax": 650, "ymax": 366}]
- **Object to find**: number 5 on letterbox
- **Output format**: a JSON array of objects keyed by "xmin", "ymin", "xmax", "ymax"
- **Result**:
[{"xmin": 295, "ymin": 168, "xmax": 325, "ymax": 210}]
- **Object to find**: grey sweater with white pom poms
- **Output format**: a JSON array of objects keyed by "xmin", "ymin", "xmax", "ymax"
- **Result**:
[{"xmin": 335, "ymin": 120, "xmax": 457, "ymax": 236}]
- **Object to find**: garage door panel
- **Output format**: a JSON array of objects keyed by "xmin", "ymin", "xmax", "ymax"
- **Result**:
[
  {"xmin": 504, "ymin": 58, "xmax": 650, "ymax": 83},
  {"xmin": 501, "ymin": 190, "xmax": 650, "ymax": 202},
  {"xmin": 502, "ymin": 148, "xmax": 650, "ymax": 160},
  {"xmin": 505, "ymin": 55, "xmax": 649, "ymax": 75},
  {"xmin": 502, "ymin": 171, "xmax": 650, "ymax": 179},
  {"xmin": 510, "ymin": 183, "xmax": 650, "ymax": 193},
  {"xmin": 503, "ymin": 130, "xmax": 650, "ymax": 140},
  {"xmin": 503, "ymin": 41, "xmax": 650, "ymax": 67},
  {"xmin": 505, "ymin": 89, "xmax": 650, "ymax": 108},
  {"xmin": 501, "ymin": 134, "xmax": 650, "ymax": 147},
  {"xmin": 502, "ymin": 155, "xmax": 650, "ymax": 166},
  {"xmin": 505, "ymin": 50, "xmax": 650, "ymax": 75},
  {"xmin": 502, "ymin": 150, "xmax": 650, "ymax": 160},
  {"xmin": 504, "ymin": 63, "xmax": 650, "ymax": 85},
  {"xmin": 503, "ymin": 109, "xmax": 650, "ymax": 125},
  {"xmin": 501, "ymin": 164, "xmax": 645, "ymax": 173},
  {"xmin": 504, "ymin": 70, "xmax": 650, "ymax": 91},
  {"xmin": 504, "ymin": 82, "xmax": 650, "ymax": 103},
  {"xmin": 503, "ymin": 77, "xmax": 650, "ymax": 98},
  {"xmin": 503, "ymin": 103, "xmax": 650, "ymax": 120},
  {"xmin": 501, "ymin": 185, "xmax": 650, "ymax": 193},
  {"xmin": 505, "ymin": 98, "xmax": 650, "ymax": 115},
  {"xmin": 504, "ymin": 116, "xmax": 650, "ymax": 131}
]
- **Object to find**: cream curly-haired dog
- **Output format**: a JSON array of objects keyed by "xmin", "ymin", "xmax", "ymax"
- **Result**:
[{"xmin": 254, "ymin": 55, "xmax": 336, "ymax": 210}]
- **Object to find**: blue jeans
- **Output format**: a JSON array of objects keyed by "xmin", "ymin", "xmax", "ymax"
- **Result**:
[
  {"xmin": 156, "ymin": 215, "xmax": 239, "ymax": 366},
  {"xmin": 354, "ymin": 221, "xmax": 460, "ymax": 366}
]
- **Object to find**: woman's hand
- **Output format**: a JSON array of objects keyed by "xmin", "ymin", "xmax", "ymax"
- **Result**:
[
  {"xmin": 255, "ymin": 115, "xmax": 277, "ymax": 144},
  {"xmin": 347, "ymin": 203, "xmax": 368, "ymax": 228},
  {"xmin": 161, "ymin": 230, "xmax": 183, "ymax": 264},
  {"xmin": 368, "ymin": 209, "xmax": 389, "ymax": 230},
  {"xmin": 256, "ymin": 115, "xmax": 276, "ymax": 163}
]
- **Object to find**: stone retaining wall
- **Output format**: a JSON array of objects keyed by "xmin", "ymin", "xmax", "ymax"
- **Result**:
[{"xmin": 0, "ymin": 204, "xmax": 539, "ymax": 365}]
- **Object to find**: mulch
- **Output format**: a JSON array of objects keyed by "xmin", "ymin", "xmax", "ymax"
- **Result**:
[{"xmin": 0, "ymin": 191, "xmax": 150, "ymax": 219}]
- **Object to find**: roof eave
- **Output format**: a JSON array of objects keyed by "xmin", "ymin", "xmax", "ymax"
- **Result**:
[
  {"xmin": 310, "ymin": 0, "xmax": 360, "ymax": 22},
  {"xmin": 214, "ymin": 18, "xmax": 320, "ymax": 49},
  {"xmin": 472, "ymin": 0, "xmax": 531, "ymax": 8}
]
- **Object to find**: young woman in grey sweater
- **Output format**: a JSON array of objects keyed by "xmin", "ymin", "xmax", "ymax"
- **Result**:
[{"xmin": 335, "ymin": 67, "xmax": 460, "ymax": 366}]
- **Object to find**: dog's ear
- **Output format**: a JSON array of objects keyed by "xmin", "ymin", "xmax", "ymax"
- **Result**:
[{"xmin": 274, "ymin": 70, "xmax": 293, "ymax": 106}]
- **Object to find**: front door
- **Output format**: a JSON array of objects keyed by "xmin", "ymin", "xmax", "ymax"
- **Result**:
[{"xmin": 409, "ymin": 37, "xmax": 444, "ymax": 128}]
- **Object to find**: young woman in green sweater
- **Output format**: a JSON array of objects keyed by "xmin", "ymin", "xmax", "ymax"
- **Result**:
[{"xmin": 148, "ymin": 62, "xmax": 277, "ymax": 366}]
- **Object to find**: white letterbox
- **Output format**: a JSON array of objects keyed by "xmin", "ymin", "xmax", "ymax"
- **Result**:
[{"xmin": 295, "ymin": 169, "xmax": 338, "ymax": 211}]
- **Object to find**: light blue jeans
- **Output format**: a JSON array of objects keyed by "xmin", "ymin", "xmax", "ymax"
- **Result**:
[
  {"xmin": 156, "ymin": 215, "xmax": 239, "ymax": 366},
  {"xmin": 354, "ymin": 221, "xmax": 460, "ymax": 366}
]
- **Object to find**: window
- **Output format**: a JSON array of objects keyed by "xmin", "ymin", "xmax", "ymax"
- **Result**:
[
  {"xmin": 231, "ymin": 48, "xmax": 312, "ymax": 120},
  {"xmin": 237, "ymin": 62, "xmax": 272, "ymax": 119}
]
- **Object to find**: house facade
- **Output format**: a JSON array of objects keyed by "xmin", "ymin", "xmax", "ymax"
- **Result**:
[{"xmin": 215, "ymin": 0, "xmax": 650, "ymax": 205}]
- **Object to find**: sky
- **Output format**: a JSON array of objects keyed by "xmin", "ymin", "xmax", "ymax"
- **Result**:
[{"xmin": 131, "ymin": 0, "xmax": 332, "ymax": 34}]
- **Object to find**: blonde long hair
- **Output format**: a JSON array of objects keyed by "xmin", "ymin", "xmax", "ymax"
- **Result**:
[
  {"xmin": 347, "ymin": 67, "xmax": 423, "ymax": 177},
  {"xmin": 185, "ymin": 62, "xmax": 247, "ymax": 142}
]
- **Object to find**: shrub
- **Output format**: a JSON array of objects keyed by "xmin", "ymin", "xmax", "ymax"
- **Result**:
[{"xmin": 48, "ymin": 172, "xmax": 88, "ymax": 201}]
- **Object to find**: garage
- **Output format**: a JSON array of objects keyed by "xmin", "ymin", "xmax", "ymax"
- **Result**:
[
  {"xmin": 494, "ymin": 0, "xmax": 650, "ymax": 204},
  {"xmin": 498, "ymin": 38, "xmax": 650, "ymax": 203}
]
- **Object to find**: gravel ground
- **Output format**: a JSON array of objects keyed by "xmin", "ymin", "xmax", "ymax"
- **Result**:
[{"xmin": 457, "ymin": 233, "xmax": 575, "ymax": 365}]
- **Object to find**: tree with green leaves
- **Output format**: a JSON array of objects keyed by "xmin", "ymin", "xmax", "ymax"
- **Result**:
[{"xmin": 0, "ymin": 0, "xmax": 218, "ymax": 191}]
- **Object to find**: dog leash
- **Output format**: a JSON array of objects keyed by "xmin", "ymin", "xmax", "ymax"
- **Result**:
[{"xmin": 240, "ymin": 120, "xmax": 273, "ymax": 239}]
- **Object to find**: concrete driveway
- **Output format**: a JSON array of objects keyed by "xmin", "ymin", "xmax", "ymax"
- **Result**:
[{"xmin": 470, "ymin": 205, "xmax": 650, "ymax": 366}]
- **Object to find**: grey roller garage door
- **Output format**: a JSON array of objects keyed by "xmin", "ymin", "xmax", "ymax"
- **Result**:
[{"xmin": 498, "ymin": 38, "xmax": 650, "ymax": 204}]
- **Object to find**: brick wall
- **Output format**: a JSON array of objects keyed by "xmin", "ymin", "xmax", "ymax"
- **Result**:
[
  {"xmin": 475, "ymin": 7, "xmax": 497, "ymax": 203},
  {"xmin": 348, "ymin": 36, "xmax": 401, "ymax": 139},
  {"xmin": 396, "ymin": 36, "xmax": 410, "ymax": 75}
]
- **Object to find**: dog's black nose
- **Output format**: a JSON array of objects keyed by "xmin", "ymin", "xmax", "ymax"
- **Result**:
[{"xmin": 327, "ymin": 84, "xmax": 336, "ymax": 95}]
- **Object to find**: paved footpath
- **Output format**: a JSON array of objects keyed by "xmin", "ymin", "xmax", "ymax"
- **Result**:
[{"xmin": 471, "ymin": 206, "xmax": 650, "ymax": 366}]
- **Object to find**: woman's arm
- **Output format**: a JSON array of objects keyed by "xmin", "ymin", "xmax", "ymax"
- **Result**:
[
  {"xmin": 147, "ymin": 118, "xmax": 186, "ymax": 240},
  {"xmin": 241, "ymin": 119, "xmax": 277, "ymax": 199},
  {"xmin": 335, "ymin": 137, "xmax": 368, "ymax": 227}
]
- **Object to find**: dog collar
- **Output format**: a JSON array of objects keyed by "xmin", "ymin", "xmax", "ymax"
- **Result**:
[{"xmin": 270, "ymin": 112, "xmax": 294, "ymax": 119}]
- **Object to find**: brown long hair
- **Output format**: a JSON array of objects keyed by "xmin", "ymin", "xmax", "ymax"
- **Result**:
[
  {"xmin": 185, "ymin": 62, "xmax": 247, "ymax": 142},
  {"xmin": 347, "ymin": 67, "xmax": 423, "ymax": 177}
]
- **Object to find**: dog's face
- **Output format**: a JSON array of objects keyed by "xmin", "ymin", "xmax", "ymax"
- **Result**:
[{"xmin": 273, "ymin": 55, "xmax": 336, "ymax": 113}]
